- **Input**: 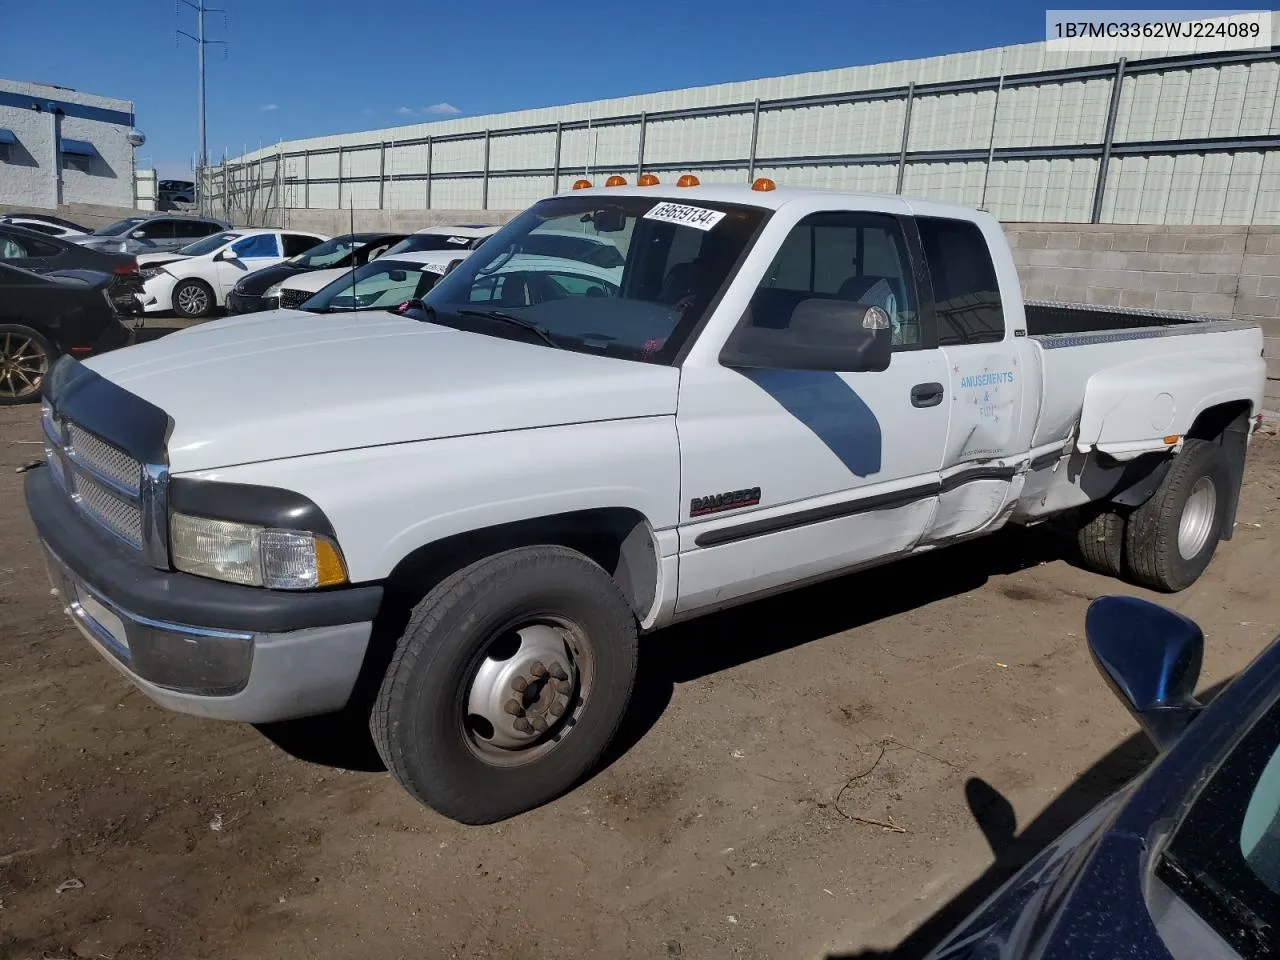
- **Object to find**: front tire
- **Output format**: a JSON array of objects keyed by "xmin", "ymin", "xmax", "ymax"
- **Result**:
[
  {"xmin": 1124, "ymin": 438, "xmax": 1231, "ymax": 592},
  {"xmin": 172, "ymin": 278, "xmax": 215, "ymax": 318},
  {"xmin": 0, "ymin": 323, "xmax": 54, "ymax": 405},
  {"xmin": 371, "ymin": 546, "xmax": 638, "ymax": 824}
]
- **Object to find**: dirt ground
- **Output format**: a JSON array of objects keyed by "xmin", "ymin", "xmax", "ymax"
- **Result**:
[{"xmin": 2, "ymin": 394, "xmax": 1278, "ymax": 960}]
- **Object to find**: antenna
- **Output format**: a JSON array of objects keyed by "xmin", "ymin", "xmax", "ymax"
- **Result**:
[
  {"xmin": 177, "ymin": 0, "xmax": 228, "ymax": 216},
  {"xmin": 347, "ymin": 198, "xmax": 356, "ymax": 313}
]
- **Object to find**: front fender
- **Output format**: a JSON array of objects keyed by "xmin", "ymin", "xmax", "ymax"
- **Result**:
[{"xmin": 175, "ymin": 418, "xmax": 681, "ymax": 584}]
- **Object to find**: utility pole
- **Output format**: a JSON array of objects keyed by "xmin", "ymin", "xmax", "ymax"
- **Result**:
[{"xmin": 177, "ymin": 0, "xmax": 226, "ymax": 215}]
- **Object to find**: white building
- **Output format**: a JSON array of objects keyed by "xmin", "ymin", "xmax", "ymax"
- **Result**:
[{"xmin": 0, "ymin": 79, "xmax": 140, "ymax": 210}]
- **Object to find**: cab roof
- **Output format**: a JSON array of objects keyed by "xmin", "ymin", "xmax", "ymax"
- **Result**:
[{"xmin": 563, "ymin": 183, "xmax": 988, "ymax": 222}]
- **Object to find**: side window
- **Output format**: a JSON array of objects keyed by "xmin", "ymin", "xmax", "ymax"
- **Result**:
[
  {"xmin": 745, "ymin": 211, "xmax": 921, "ymax": 351},
  {"xmin": 916, "ymin": 217, "xmax": 1005, "ymax": 346},
  {"xmin": 137, "ymin": 220, "xmax": 177, "ymax": 240},
  {"xmin": 193, "ymin": 221, "xmax": 223, "ymax": 237},
  {"xmin": 0, "ymin": 237, "xmax": 27, "ymax": 259},
  {"xmin": 232, "ymin": 234, "xmax": 280, "ymax": 259},
  {"xmin": 282, "ymin": 234, "xmax": 319, "ymax": 257},
  {"xmin": 0, "ymin": 235, "xmax": 58, "ymax": 259}
]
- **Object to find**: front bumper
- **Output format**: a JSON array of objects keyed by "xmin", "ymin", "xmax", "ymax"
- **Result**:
[
  {"xmin": 138, "ymin": 273, "xmax": 176, "ymax": 313},
  {"xmin": 226, "ymin": 291, "xmax": 277, "ymax": 315},
  {"xmin": 26, "ymin": 466, "xmax": 383, "ymax": 723}
]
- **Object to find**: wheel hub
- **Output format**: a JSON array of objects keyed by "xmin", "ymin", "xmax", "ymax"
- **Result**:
[
  {"xmin": 1177, "ymin": 476, "xmax": 1217, "ymax": 561},
  {"xmin": 0, "ymin": 332, "xmax": 47, "ymax": 398},
  {"xmin": 466, "ymin": 624, "xmax": 578, "ymax": 750}
]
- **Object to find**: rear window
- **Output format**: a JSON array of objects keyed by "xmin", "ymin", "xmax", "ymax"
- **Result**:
[{"xmin": 916, "ymin": 217, "xmax": 1004, "ymax": 345}]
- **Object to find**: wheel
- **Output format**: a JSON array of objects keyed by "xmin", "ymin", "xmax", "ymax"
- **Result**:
[
  {"xmin": 172, "ymin": 278, "xmax": 215, "ymax": 318},
  {"xmin": 0, "ymin": 324, "xmax": 54, "ymax": 405},
  {"xmin": 371, "ymin": 546, "xmax": 638, "ymax": 824},
  {"xmin": 1124, "ymin": 438, "xmax": 1231, "ymax": 592},
  {"xmin": 1074, "ymin": 503, "xmax": 1126, "ymax": 577}
]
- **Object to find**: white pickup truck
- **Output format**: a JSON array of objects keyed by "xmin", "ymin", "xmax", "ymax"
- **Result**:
[{"xmin": 25, "ymin": 181, "xmax": 1267, "ymax": 823}]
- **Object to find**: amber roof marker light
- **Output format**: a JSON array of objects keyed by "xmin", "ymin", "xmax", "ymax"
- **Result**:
[
  {"xmin": 751, "ymin": 177, "xmax": 777, "ymax": 191},
  {"xmin": 676, "ymin": 174, "xmax": 700, "ymax": 187},
  {"xmin": 604, "ymin": 175, "xmax": 627, "ymax": 187}
]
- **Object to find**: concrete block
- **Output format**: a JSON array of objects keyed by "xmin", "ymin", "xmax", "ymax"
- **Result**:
[
  {"xmin": 1190, "ymin": 253, "xmax": 1246, "ymax": 274},
  {"xmin": 1256, "ymin": 276, "xmax": 1280, "ymax": 299},
  {"xmin": 1190, "ymin": 293, "xmax": 1237, "ymax": 317},
  {"xmin": 1245, "ymin": 231, "xmax": 1271, "ymax": 255},
  {"xmin": 1122, "ymin": 252, "xmax": 1164, "ymax": 272},
  {"xmin": 1025, "ymin": 249, "xmax": 1065, "ymax": 267},
  {"xmin": 1111, "ymin": 234, "xmax": 1150, "ymax": 252},
  {"xmin": 1184, "ymin": 234, "xmax": 1230, "ymax": 254},
  {"xmin": 1086, "ymin": 286, "xmax": 1122, "ymax": 307},
  {"xmin": 1233, "ymin": 295, "xmax": 1280, "ymax": 319},
  {"xmin": 1078, "ymin": 233, "xmax": 1114, "ymax": 251},
  {"xmin": 1176, "ymin": 272, "xmax": 1233, "ymax": 294},
  {"xmin": 1259, "ymin": 317, "xmax": 1280, "ymax": 340},
  {"xmin": 1118, "ymin": 288, "xmax": 1158, "ymax": 309},
  {"xmin": 1269, "ymin": 234, "xmax": 1280, "ymax": 255},
  {"xmin": 1242, "ymin": 254, "xmax": 1280, "ymax": 276},
  {"xmin": 1149, "ymin": 234, "xmax": 1187, "ymax": 253},
  {"xmin": 1010, "ymin": 231, "xmax": 1050, "ymax": 249},
  {"xmin": 1154, "ymin": 291, "xmax": 1196, "ymax": 312}
]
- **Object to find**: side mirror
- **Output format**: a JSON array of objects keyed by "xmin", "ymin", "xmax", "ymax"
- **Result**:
[
  {"xmin": 721, "ymin": 300, "xmax": 893, "ymax": 373},
  {"xmin": 213, "ymin": 248, "xmax": 234, "ymax": 262},
  {"xmin": 1085, "ymin": 596, "xmax": 1204, "ymax": 751},
  {"xmin": 443, "ymin": 257, "xmax": 465, "ymax": 276},
  {"xmin": 130, "ymin": 230, "xmax": 146, "ymax": 239}
]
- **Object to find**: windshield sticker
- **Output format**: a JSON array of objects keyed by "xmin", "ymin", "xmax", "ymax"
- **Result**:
[
  {"xmin": 446, "ymin": 236, "xmax": 470, "ymax": 245},
  {"xmin": 421, "ymin": 262, "xmax": 449, "ymax": 275},
  {"xmin": 643, "ymin": 202, "xmax": 725, "ymax": 231}
]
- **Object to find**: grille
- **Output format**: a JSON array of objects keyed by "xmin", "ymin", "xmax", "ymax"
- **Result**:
[
  {"xmin": 279, "ymin": 288, "xmax": 311, "ymax": 310},
  {"xmin": 67, "ymin": 423, "xmax": 141, "ymax": 494},
  {"xmin": 43, "ymin": 406, "xmax": 146, "ymax": 552},
  {"xmin": 73, "ymin": 471, "xmax": 143, "ymax": 548}
]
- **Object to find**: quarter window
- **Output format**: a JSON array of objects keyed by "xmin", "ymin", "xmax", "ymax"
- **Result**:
[
  {"xmin": 916, "ymin": 217, "xmax": 1005, "ymax": 345},
  {"xmin": 282, "ymin": 234, "xmax": 320, "ymax": 257}
]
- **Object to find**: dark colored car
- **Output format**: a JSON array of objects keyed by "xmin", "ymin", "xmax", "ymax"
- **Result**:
[
  {"xmin": 0, "ymin": 223, "xmax": 144, "ymax": 316},
  {"xmin": 0, "ymin": 262, "xmax": 134, "ymax": 404},
  {"xmin": 921, "ymin": 594, "xmax": 1280, "ymax": 960},
  {"xmin": 225, "ymin": 232, "xmax": 406, "ymax": 314}
]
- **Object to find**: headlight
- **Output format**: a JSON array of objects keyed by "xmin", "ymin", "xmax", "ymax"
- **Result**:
[
  {"xmin": 169, "ymin": 512, "xmax": 348, "ymax": 589},
  {"xmin": 262, "ymin": 280, "xmax": 285, "ymax": 299}
]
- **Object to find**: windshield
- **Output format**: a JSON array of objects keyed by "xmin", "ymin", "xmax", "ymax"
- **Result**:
[
  {"xmin": 177, "ymin": 232, "xmax": 239, "ymax": 257},
  {"xmin": 302, "ymin": 259, "xmax": 447, "ymax": 312},
  {"xmin": 383, "ymin": 233, "xmax": 483, "ymax": 256},
  {"xmin": 291, "ymin": 236, "xmax": 367, "ymax": 269},
  {"xmin": 420, "ymin": 196, "xmax": 766, "ymax": 364},
  {"xmin": 93, "ymin": 217, "xmax": 146, "ymax": 237}
]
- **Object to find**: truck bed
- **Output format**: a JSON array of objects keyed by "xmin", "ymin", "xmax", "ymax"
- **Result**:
[{"xmin": 1024, "ymin": 300, "xmax": 1223, "ymax": 337}]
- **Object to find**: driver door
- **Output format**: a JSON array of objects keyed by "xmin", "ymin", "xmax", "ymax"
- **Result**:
[{"xmin": 213, "ymin": 233, "xmax": 281, "ymax": 298}]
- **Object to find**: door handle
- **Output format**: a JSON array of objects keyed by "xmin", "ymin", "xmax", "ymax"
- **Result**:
[{"xmin": 911, "ymin": 382, "xmax": 945, "ymax": 408}]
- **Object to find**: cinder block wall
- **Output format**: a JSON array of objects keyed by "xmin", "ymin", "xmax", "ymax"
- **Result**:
[{"xmin": 1005, "ymin": 224, "xmax": 1280, "ymax": 416}]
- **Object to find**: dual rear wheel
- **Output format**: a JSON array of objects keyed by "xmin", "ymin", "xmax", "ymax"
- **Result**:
[{"xmin": 1075, "ymin": 437, "xmax": 1232, "ymax": 592}]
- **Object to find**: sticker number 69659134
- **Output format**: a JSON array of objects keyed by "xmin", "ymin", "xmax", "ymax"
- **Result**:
[{"xmin": 643, "ymin": 202, "xmax": 726, "ymax": 231}]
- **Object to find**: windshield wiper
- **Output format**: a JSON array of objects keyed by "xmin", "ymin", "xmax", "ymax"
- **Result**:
[
  {"xmin": 457, "ymin": 308, "xmax": 558, "ymax": 348},
  {"xmin": 1160, "ymin": 852, "xmax": 1275, "ymax": 954}
]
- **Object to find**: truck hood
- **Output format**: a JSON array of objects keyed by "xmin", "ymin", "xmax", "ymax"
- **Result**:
[{"xmin": 83, "ymin": 310, "xmax": 680, "ymax": 473}]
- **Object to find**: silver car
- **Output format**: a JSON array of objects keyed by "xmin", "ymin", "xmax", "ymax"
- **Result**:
[{"xmin": 73, "ymin": 215, "xmax": 230, "ymax": 255}]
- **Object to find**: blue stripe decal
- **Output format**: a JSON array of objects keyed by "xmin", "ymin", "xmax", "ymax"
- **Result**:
[
  {"xmin": 0, "ymin": 91, "xmax": 133, "ymax": 127},
  {"xmin": 743, "ymin": 369, "xmax": 882, "ymax": 477}
]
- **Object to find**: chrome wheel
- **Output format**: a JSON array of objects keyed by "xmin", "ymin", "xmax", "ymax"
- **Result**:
[
  {"xmin": 1177, "ymin": 476, "xmax": 1217, "ymax": 560},
  {"xmin": 176, "ymin": 282, "xmax": 210, "ymax": 316},
  {"xmin": 0, "ymin": 331, "xmax": 49, "ymax": 400},
  {"xmin": 463, "ymin": 618, "xmax": 593, "ymax": 766}
]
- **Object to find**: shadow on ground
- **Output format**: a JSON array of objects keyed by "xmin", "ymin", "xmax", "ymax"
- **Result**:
[
  {"xmin": 256, "ymin": 526, "xmax": 1065, "ymax": 778},
  {"xmin": 823, "ymin": 677, "xmax": 1231, "ymax": 959}
]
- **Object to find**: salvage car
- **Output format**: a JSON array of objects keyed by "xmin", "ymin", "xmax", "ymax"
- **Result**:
[
  {"xmin": 923, "ymin": 595, "xmax": 1280, "ymax": 960},
  {"xmin": 226, "ymin": 232, "xmax": 405, "ymax": 314},
  {"xmin": 24, "ymin": 180, "xmax": 1267, "ymax": 824},
  {"xmin": 137, "ymin": 228, "xmax": 326, "ymax": 318},
  {"xmin": 0, "ymin": 222, "xmax": 144, "ymax": 315},
  {"xmin": 0, "ymin": 262, "xmax": 133, "ymax": 403},
  {"xmin": 73, "ymin": 214, "xmax": 230, "ymax": 255}
]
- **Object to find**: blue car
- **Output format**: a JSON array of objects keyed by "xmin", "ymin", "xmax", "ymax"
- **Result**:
[{"xmin": 902, "ymin": 596, "xmax": 1280, "ymax": 959}]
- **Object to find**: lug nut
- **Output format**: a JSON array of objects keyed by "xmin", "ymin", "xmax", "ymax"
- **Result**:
[
  {"xmin": 514, "ymin": 718, "xmax": 533, "ymax": 734},
  {"xmin": 531, "ymin": 717, "xmax": 548, "ymax": 733},
  {"xmin": 531, "ymin": 661, "xmax": 548, "ymax": 678},
  {"xmin": 549, "ymin": 702, "xmax": 566, "ymax": 717},
  {"xmin": 554, "ymin": 679, "xmax": 573, "ymax": 695},
  {"xmin": 503, "ymin": 699, "xmax": 524, "ymax": 717},
  {"xmin": 510, "ymin": 676, "xmax": 529, "ymax": 693}
]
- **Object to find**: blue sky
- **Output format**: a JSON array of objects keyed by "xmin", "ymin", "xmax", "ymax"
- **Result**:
[{"xmin": 0, "ymin": 0, "xmax": 1167, "ymax": 179}]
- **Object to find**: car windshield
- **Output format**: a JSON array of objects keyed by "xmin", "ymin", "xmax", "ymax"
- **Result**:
[
  {"xmin": 302, "ymin": 259, "xmax": 447, "ymax": 312},
  {"xmin": 421, "ymin": 195, "xmax": 767, "ymax": 364},
  {"xmin": 291, "ymin": 236, "xmax": 368, "ymax": 269},
  {"xmin": 177, "ymin": 232, "xmax": 239, "ymax": 256},
  {"xmin": 92, "ymin": 218, "xmax": 146, "ymax": 237},
  {"xmin": 1157, "ymin": 684, "xmax": 1280, "ymax": 956},
  {"xmin": 383, "ymin": 233, "xmax": 484, "ymax": 255}
]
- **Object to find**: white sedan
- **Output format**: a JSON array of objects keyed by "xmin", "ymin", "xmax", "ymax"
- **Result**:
[{"xmin": 137, "ymin": 228, "xmax": 327, "ymax": 317}]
